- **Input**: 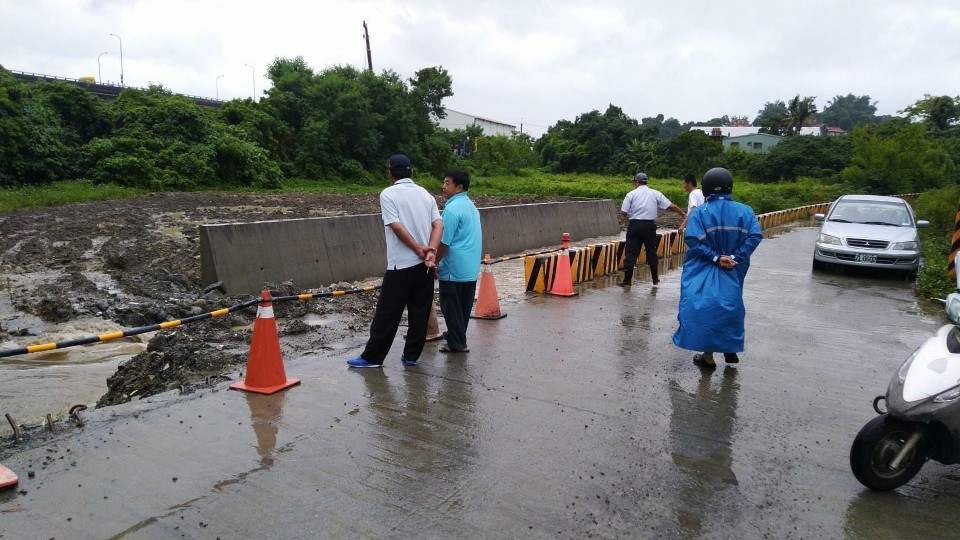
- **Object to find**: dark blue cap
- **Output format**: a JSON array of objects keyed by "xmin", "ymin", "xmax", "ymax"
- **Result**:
[{"xmin": 389, "ymin": 154, "xmax": 412, "ymax": 168}]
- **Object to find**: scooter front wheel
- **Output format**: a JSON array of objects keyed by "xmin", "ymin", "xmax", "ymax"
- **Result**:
[{"xmin": 850, "ymin": 414, "xmax": 926, "ymax": 491}]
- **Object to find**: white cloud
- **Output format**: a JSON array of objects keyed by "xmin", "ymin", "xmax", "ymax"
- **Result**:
[{"xmin": 3, "ymin": 0, "xmax": 960, "ymax": 137}]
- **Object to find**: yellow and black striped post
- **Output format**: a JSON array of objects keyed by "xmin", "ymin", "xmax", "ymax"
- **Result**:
[
  {"xmin": 950, "ymin": 196, "xmax": 960, "ymax": 277},
  {"xmin": 524, "ymin": 252, "xmax": 558, "ymax": 292}
]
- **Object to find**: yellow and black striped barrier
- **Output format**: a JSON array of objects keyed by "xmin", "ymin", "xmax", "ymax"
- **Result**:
[
  {"xmin": 521, "ymin": 203, "xmax": 834, "ymax": 294},
  {"xmin": 0, "ymin": 285, "xmax": 381, "ymax": 359},
  {"xmin": 589, "ymin": 242, "xmax": 617, "ymax": 276},
  {"xmin": 524, "ymin": 252, "xmax": 559, "ymax": 292},
  {"xmin": 755, "ymin": 203, "xmax": 830, "ymax": 231},
  {"xmin": 569, "ymin": 246, "xmax": 592, "ymax": 283},
  {"xmin": 525, "ymin": 242, "xmax": 624, "ymax": 292}
]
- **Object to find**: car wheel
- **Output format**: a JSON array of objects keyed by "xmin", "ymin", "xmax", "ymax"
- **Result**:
[{"xmin": 812, "ymin": 258, "xmax": 827, "ymax": 271}]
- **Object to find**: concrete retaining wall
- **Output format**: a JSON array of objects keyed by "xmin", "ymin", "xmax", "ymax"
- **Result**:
[{"xmin": 200, "ymin": 199, "xmax": 619, "ymax": 294}]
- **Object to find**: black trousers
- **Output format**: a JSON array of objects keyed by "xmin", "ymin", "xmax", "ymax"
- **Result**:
[
  {"xmin": 624, "ymin": 219, "xmax": 659, "ymax": 274},
  {"xmin": 361, "ymin": 263, "xmax": 435, "ymax": 363},
  {"xmin": 438, "ymin": 279, "xmax": 477, "ymax": 350}
]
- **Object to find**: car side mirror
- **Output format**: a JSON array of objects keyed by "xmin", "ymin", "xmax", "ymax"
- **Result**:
[
  {"xmin": 916, "ymin": 220, "xmax": 930, "ymax": 228},
  {"xmin": 813, "ymin": 214, "xmax": 825, "ymax": 222}
]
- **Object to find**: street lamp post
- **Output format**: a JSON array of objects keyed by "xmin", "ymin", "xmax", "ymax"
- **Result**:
[
  {"xmin": 216, "ymin": 74, "xmax": 224, "ymax": 100},
  {"xmin": 97, "ymin": 52, "xmax": 108, "ymax": 84},
  {"xmin": 243, "ymin": 63, "xmax": 255, "ymax": 101},
  {"xmin": 109, "ymin": 33, "xmax": 124, "ymax": 86}
]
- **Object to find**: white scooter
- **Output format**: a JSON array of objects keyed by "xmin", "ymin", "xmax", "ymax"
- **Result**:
[{"xmin": 850, "ymin": 256, "xmax": 960, "ymax": 491}]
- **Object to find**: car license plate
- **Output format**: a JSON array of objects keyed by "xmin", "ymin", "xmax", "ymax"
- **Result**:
[{"xmin": 855, "ymin": 253, "xmax": 877, "ymax": 263}]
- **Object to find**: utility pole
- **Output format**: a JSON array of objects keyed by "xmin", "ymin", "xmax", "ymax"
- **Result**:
[{"xmin": 362, "ymin": 21, "xmax": 373, "ymax": 72}]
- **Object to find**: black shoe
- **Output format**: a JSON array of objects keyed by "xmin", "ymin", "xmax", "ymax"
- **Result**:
[
  {"xmin": 652, "ymin": 279, "xmax": 660, "ymax": 285},
  {"xmin": 617, "ymin": 281, "xmax": 632, "ymax": 287},
  {"xmin": 693, "ymin": 354, "xmax": 717, "ymax": 370},
  {"xmin": 723, "ymin": 353, "xmax": 740, "ymax": 364}
]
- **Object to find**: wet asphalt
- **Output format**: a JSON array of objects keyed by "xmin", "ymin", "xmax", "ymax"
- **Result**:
[{"xmin": 1, "ymin": 225, "xmax": 958, "ymax": 539}]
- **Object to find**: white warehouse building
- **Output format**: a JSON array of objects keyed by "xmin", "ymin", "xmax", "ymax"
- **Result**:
[{"xmin": 435, "ymin": 108, "xmax": 517, "ymax": 136}]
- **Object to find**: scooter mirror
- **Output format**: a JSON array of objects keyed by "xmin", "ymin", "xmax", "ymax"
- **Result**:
[
  {"xmin": 948, "ymin": 292, "xmax": 960, "ymax": 325},
  {"xmin": 956, "ymin": 253, "xmax": 960, "ymax": 290}
]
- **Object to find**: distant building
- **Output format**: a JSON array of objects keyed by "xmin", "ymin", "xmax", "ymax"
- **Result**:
[
  {"xmin": 692, "ymin": 124, "xmax": 846, "ymax": 154},
  {"xmin": 435, "ymin": 108, "xmax": 517, "ymax": 136},
  {"xmin": 691, "ymin": 126, "xmax": 824, "ymax": 138},
  {"xmin": 723, "ymin": 133, "xmax": 782, "ymax": 154}
]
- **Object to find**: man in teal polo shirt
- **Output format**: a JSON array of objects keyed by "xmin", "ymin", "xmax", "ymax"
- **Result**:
[{"xmin": 435, "ymin": 169, "xmax": 482, "ymax": 353}]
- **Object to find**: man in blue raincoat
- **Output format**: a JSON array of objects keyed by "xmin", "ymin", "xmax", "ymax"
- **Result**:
[{"xmin": 673, "ymin": 167, "xmax": 763, "ymax": 369}]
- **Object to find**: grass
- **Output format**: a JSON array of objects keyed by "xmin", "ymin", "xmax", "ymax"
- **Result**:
[
  {"xmin": 0, "ymin": 172, "xmax": 847, "ymax": 214},
  {"xmin": 0, "ymin": 180, "xmax": 145, "ymax": 213}
]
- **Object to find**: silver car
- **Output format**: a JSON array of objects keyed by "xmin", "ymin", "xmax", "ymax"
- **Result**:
[{"xmin": 812, "ymin": 194, "xmax": 929, "ymax": 275}]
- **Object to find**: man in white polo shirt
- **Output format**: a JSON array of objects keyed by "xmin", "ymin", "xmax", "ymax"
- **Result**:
[
  {"xmin": 348, "ymin": 154, "xmax": 443, "ymax": 368},
  {"xmin": 618, "ymin": 172, "xmax": 685, "ymax": 287}
]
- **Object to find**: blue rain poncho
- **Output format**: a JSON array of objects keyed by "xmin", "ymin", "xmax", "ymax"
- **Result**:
[{"xmin": 672, "ymin": 194, "xmax": 763, "ymax": 353}]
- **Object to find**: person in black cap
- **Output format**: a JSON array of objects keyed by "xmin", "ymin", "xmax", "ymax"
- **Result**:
[
  {"xmin": 673, "ymin": 167, "xmax": 762, "ymax": 369},
  {"xmin": 348, "ymin": 154, "xmax": 443, "ymax": 368},
  {"xmin": 618, "ymin": 172, "xmax": 685, "ymax": 287}
]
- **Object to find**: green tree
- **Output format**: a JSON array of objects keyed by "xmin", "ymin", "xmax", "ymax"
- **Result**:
[
  {"xmin": 658, "ymin": 117, "xmax": 683, "ymax": 139},
  {"xmin": 534, "ymin": 105, "xmax": 642, "ymax": 173},
  {"xmin": 653, "ymin": 130, "xmax": 722, "ymax": 177},
  {"xmin": 409, "ymin": 66, "xmax": 453, "ymax": 120},
  {"xmin": 32, "ymin": 81, "xmax": 111, "ymax": 145},
  {"xmin": 785, "ymin": 95, "xmax": 818, "ymax": 135},
  {"xmin": 819, "ymin": 94, "xmax": 877, "ymax": 131},
  {"xmin": 746, "ymin": 135, "xmax": 851, "ymax": 182},
  {"xmin": 472, "ymin": 134, "xmax": 537, "ymax": 175},
  {"xmin": 220, "ymin": 98, "xmax": 295, "ymax": 173},
  {"xmin": 81, "ymin": 86, "xmax": 279, "ymax": 190},
  {"xmin": 840, "ymin": 123, "xmax": 948, "ymax": 194},
  {"xmin": 754, "ymin": 101, "xmax": 789, "ymax": 135},
  {"xmin": 900, "ymin": 94, "xmax": 960, "ymax": 133},
  {"xmin": 694, "ymin": 115, "xmax": 731, "ymax": 127},
  {"xmin": 534, "ymin": 119, "xmax": 581, "ymax": 173},
  {"xmin": 0, "ymin": 70, "xmax": 80, "ymax": 185}
]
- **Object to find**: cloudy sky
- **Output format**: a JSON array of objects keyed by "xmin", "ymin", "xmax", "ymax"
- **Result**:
[{"xmin": 3, "ymin": 0, "xmax": 959, "ymax": 137}]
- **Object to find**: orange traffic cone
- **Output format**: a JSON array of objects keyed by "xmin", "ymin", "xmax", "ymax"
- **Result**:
[
  {"xmin": 0, "ymin": 463, "xmax": 17, "ymax": 490},
  {"xmin": 471, "ymin": 254, "xmax": 507, "ymax": 320},
  {"xmin": 230, "ymin": 290, "xmax": 301, "ymax": 395},
  {"xmin": 548, "ymin": 233, "xmax": 578, "ymax": 297}
]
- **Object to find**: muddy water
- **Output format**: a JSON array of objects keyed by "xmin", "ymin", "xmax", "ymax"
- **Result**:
[
  {"xmin": 0, "ymin": 270, "xmax": 148, "ymax": 424},
  {"xmin": 0, "ymin": 342, "xmax": 146, "ymax": 424}
]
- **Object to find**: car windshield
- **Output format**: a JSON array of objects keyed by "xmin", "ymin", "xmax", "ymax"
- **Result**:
[{"xmin": 828, "ymin": 201, "xmax": 912, "ymax": 227}]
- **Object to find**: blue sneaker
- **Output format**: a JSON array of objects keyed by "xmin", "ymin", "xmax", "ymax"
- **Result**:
[
  {"xmin": 401, "ymin": 354, "xmax": 418, "ymax": 367},
  {"xmin": 347, "ymin": 357, "xmax": 382, "ymax": 368}
]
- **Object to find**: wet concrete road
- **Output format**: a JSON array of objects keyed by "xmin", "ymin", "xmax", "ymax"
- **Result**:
[{"xmin": 2, "ymin": 225, "xmax": 958, "ymax": 538}]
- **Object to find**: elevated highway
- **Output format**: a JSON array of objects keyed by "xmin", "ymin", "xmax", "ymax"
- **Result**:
[{"xmin": 9, "ymin": 70, "xmax": 225, "ymax": 108}]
